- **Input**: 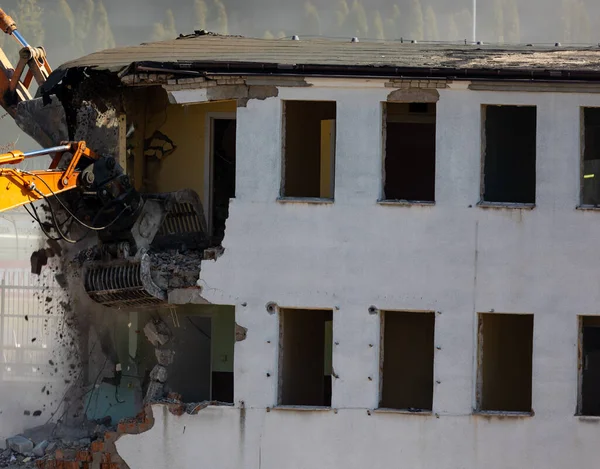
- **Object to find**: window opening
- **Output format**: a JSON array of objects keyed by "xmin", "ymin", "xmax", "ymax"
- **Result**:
[
  {"xmin": 279, "ymin": 308, "xmax": 333, "ymax": 406},
  {"xmin": 282, "ymin": 101, "xmax": 336, "ymax": 199},
  {"xmin": 383, "ymin": 102, "xmax": 436, "ymax": 202}
]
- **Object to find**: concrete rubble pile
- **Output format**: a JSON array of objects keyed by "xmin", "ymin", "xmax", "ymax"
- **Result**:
[
  {"xmin": 0, "ymin": 420, "xmax": 113, "ymax": 469},
  {"xmin": 148, "ymin": 249, "xmax": 204, "ymax": 290}
]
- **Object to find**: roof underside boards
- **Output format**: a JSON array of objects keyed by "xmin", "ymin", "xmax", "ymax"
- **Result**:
[{"xmin": 58, "ymin": 34, "xmax": 600, "ymax": 79}]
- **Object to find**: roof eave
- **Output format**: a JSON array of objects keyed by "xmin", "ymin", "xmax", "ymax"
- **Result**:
[{"xmin": 125, "ymin": 60, "xmax": 600, "ymax": 82}]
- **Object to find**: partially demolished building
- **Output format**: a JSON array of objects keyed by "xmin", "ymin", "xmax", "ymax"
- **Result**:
[{"xmin": 4, "ymin": 34, "xmax": 600, "ymax": 468}]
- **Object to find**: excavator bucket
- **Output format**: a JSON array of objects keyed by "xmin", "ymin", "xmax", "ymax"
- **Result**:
[{"xmin": 82, "ymin": 189, "xmax": 209, "ymax": 309}]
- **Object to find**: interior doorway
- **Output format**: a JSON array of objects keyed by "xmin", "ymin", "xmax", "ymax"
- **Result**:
[{"xmin": 207, "ymin": 115, "xmax": 236, "ymax": 245}]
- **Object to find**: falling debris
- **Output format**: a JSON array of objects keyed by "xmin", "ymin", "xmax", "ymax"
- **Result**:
[
  {"xmin": 149, "ymin": 250, "xmax": 204, "ymax": 290},
  {"xmin": 144, "ymin": 318, "xmax": 174, "ymax": 403},
  {"xmin": 143, "ymin": 320, "xmax": 172, "ymax": 348},
  {"xmin": 155, "ymin": 349, "xmax": 176, "ymax": 366}
]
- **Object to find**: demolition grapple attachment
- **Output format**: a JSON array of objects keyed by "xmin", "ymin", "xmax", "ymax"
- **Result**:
[{"xmin": 82, "ymin": 189, "xmax": 208, "ymax": 309}]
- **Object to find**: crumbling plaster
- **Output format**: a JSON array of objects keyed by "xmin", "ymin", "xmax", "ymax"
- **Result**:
[{"xmin": 113, "ymin": 82, "xmax": 600, "ymax": 469}]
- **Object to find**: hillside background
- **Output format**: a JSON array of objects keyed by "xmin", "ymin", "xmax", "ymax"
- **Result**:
[
  {"xmin": 0, "ymin": 0, "xmax": 595, "ymax": 150},
  {"xmin": 0, "ymin": 0, "xmax": 596, "ymax": 68}
]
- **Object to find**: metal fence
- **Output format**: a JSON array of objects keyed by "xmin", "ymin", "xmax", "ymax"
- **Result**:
[{"xmin": 0, "ymin": 269, "xmax": 62, "ymax": 382}]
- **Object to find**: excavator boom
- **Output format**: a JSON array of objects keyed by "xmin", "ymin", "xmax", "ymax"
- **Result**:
[
  {"xmin": 0, "ymin": 8, "xmax": 52, "ymax": 117},
  {"xmin": 0, "ymin": 142, "xmax": 96, "ymax": 213}
]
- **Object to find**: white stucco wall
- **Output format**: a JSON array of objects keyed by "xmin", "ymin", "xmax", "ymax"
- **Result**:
[{"xmin": 118, "ymin": 81, "xmax": 600, "ymax": 468}]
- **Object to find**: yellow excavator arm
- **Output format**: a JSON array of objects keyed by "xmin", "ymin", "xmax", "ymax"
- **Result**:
[{"xmin": 0, "ymin": 141, "xmax": 97, "ymax": 213}]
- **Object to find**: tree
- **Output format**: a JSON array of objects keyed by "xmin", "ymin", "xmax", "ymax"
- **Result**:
[
  {"xmin": 447, "ymin": 14, "xmax": 460, "ymax": 41},
  {"xmin": 505, "ymin": 0, "xmax": 520, "ymax": 43},
  {"xmin": 384, "ymin": 5, "xmax": 400, "ymax": 40},
  {"xmin": 424, "ymin": 6, "xmax": 438, "ymax": 41},
  {"xmin": 408, "ymin": 0, "xmax": 423, "ymax": 41},
  {"xmin": 575, "ymin": 1, "xmax": 591, "ymax": 43},
  {"xmin": 563, "ymin": 0, "xmax": 591, "ymax": 43},
  {"xmin": 304, "ymin": 1, "xmax": 321, "ymax": 36},
  {"xmin": 561, "ymin": 0, "xmax": 573, "ymax": 42},
  {"xmin": 153, "ymin": 9, "xmax": 177, "ymax": 41},
  {"xmin": 194, "ymin": 0, "xmax": 208, "ymax": 30},
  {"xmin": 454, "ymin": 8, "xmax": 472, "ymax": 41},
  {"xmin": 263, "ymin": 30, "xmax": 274, "ymax": 39},
  {"xmin": 372, "ymin": 10, "xmax": 384, "ymax": 40},
  {"xmin": 493, "ymin": 0, "xmax": 504, "ymax": 42},
  {"xmin": 56, "ymin": 0, "xmax": 76, "ymax": 46},
  {"xmin": 95, "ymin": 1, "xmax": 115, "ymax": 50},
  {"xmin": 214, "ymin": 0, "xmax": 228, "ymax": 35},
  {"xmin": 75, "ymin": 0, "xmax": 95, "ymax": 54},
  {"xmin": 346, "ymin": 0, "xmax": 368, "ymax": 38},
  {"xmin": 335, "ymin": 0, "xmax": 349, "ymax": 33},
  {"xmin": 16, "ymin": 0, "xmax": 44, "ymax": 47}
]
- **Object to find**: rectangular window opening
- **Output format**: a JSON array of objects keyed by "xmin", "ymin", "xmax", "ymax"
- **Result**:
[
  {"xmin": 379, "ymin": 311, "xmax": 435, "ymax": 411},
  {"xmin": 383, "ymin": 102, "xmax": 436, "ymax": 202},
  {"xmin": 582, "ymin": 108, "xmax": 600, "ymax": 206},
  {"xmin": 578, "ymin": 316, "xmax": 600, "ymax": 416},
  {"xmin": 477, "ymin": 313, "xmax": 533, "ymax": 413},
  {"xmin": 282, "ymin": 101, "xmax": 336, "ymax": 199},
  {"xmin": 482, "ymin": 105, "xmax": 536, "ymax": 204},
  {"xmin": 279, "ymin": 308, "xmax": 333, "ymax": 407}
]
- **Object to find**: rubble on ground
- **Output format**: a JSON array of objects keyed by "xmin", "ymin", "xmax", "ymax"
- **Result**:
[{"xmin": 0, "ymin": 419, "xmax": 114, "ymax": 469}]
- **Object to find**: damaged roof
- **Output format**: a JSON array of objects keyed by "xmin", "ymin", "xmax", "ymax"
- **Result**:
[{"xmin": 58, "ymin": 34, "xmax": 600, "ymax": 81}]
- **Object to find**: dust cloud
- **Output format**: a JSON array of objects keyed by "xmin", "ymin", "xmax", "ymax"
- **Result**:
[{"xmin": 0, "ymin": 207, "xmax": 78, "ymax": 443}]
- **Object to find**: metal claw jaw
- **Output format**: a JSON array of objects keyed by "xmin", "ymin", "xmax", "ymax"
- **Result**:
[{"xmin": 82, "ymin": 189, "xmax": 209, "ymax": 309}]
